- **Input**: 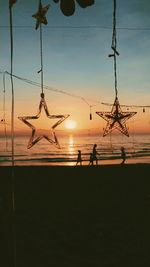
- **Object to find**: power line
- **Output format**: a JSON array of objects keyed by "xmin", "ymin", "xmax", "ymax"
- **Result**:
[{"xmin": 1, "ymin": 25, "xmax": 150, "ymax": 30}]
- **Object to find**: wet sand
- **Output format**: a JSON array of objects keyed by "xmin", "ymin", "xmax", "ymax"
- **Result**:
[{"xmin": 0, "ymin": 164, "xmax": 150, "ymax": 266}]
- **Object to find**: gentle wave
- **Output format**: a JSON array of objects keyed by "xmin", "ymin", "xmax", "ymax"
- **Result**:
[
  {"xmin": 1, "ymin": 134, "xmax": 150, "ymax": 165},
  {"xmin": 1, "ymin": 153, "xmax": 150, "ymax": 164}
]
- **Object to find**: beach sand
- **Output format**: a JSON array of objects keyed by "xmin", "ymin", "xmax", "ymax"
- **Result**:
[{"xmin": 0, "ymin": 164, "xmax": 150, "ymax": 266}]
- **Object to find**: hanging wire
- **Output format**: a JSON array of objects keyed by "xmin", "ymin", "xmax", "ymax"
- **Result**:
[
  {"xmin": 112, "ymin": 0, "xmax": 117, "ymax": 97},
  {"xmin": 0, "ymin": 70, "xmax": 101, "ymax": 111},
  {"xmin": 81, "ymin": 97, "xmax": 98, "ymax": 120},
  {"xmin": 7, "ymin": 71, "xmax": 101, "ymax": 103},
  {"xmin": 1, "ymin": 70, "xmax": 149, "ymax": 111},
  {"xmin": 101, "ymin": 101, "xmax": 150, "ymax": 109},
  {"xmin": 39, "ymin": 23, "xmax": 44, "ymax": 94},
  {"xmin": 9, "ymin": 2, "xmax": 17, "ymax": 267},
  {"xmin": 9, "ymin": 6, "xmax": 15, "ymax": 166},
  {"xmin": 1, "ymin": 25, "xmax": 150, "ymax": 31},
  {"xmin": 35, "ymin": 0, "xmax": 44, "ymax": 96},
  {"xmin": 131, "ymin": 115, "xmax": 136, "ymax": 156},
  {"xmin": 114, "ymin": 54, "xmax": 118, "ymax": 97},
  {"xmin": 129, "ymin": 106, "xmax": 136, "ymax": 156},
  {"xmin": 109, "ymin": 0, "xmax": 119, "ymax": 98},
  {"xmin": 2, "ymin": 72, "xmax": 8, "ymax": 151}
]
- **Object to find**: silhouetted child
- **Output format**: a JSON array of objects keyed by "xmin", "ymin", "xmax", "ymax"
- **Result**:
[
  {"xmin": 76, "ymin": 150, "xmax": 82, "ymax": 166},
  {"xmin": 89, "ymin": 153, "xmax": 93, "ymax": 165},
  {"xmin": 92, "ymin": 144, "xmax": 99, "ymax": 165},
  {"xmin": 121, "ymin": 146, "xmax": 126, "ymax": 164}
]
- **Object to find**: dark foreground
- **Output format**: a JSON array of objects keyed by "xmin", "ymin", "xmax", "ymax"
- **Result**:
[{"xmin": 0, "ymin": 164, "xmax": 150, "ymax": 267}]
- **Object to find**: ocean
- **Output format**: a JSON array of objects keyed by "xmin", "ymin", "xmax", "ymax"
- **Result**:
[{"xmin": 0, "ymin": 133, "xmax": 150, "ymax": 166}]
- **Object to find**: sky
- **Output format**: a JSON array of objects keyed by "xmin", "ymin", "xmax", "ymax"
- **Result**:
[{"xmin": 0, "ymin": 0, "xmax": 150, "ymax": 136}]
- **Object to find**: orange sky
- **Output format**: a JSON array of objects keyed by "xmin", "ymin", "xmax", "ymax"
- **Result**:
[
  {"xmin": 1, "ymin": 1, "xmax": 150, "ymax": 138},
  {"xmin": 1, "ymin": 104, "xmax": 150, "ymax": 137}
]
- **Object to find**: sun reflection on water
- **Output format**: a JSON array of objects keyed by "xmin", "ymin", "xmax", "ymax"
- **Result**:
[{"xmin": 68, "ymin": 135, "xmax": 75, "ymax": 154}]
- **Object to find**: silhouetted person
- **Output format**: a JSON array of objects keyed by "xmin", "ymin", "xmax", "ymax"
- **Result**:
[
  {"xmin": 76, "ymin": 150, "xmax": 82, "ymax": 166},
  {"xmin": 89, "ymin": 153, "xmax": 93, "ymax": 165},
  {"xmin": 121, "ymin": 146, "xmax": 126, "ymax": 164},
  {"xmin": 92, "ymin": 144, "xmax": 99, "ymax": 165}
]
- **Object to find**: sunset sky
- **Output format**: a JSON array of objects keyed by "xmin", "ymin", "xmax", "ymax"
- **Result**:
[{"xmin": 0, "ymin": 0, "xmax": 150, "ymax": 136}]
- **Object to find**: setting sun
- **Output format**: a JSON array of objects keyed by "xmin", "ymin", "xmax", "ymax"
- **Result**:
[{"xmin": 65, "ymin": 120, "xmax": 77, "ymax": 129}]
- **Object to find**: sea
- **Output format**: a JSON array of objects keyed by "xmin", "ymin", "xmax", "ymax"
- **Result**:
[{"xmin": 0, "ymin": 133, "xmax": 150, "ymax": 166}]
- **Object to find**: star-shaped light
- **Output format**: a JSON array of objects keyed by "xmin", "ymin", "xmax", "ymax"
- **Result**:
[
  {"xmin": 18, "ymin": 93, "xmax": 70, "ymax": 149},
  {"xmin": 96, "ymin": 97, "xmax": 137, "ymax": 137},
  {"xmin": 32, "ymin": 1, "xmax": 50, "ymax": 30}
]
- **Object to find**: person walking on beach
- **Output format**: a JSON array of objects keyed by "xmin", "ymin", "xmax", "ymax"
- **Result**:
[
  {"xmin": 92, "ymin": 144, "xmax": 99, "ymax": 165},
  {"xmin": 76, "ymin": 150, "xmax": 82, "ymax": 166},
  {"xmin": 121, "ymin": 146, "xmax": 126, "ymax": 164},
  {"xmin": 89, "ymin": 153, "xmax": 93, "ymax": 166}
]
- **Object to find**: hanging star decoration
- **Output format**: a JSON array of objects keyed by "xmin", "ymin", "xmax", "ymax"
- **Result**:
[
  {"xmin": 53, "ymin": 0, "xmax": 94, "ymax": 16},
  {"xmin": 96, "ymin": 97, "xmax": 137, "ymax": 137},
  {"xmin": 18, "ymin": 93, "xmax": 70, "ymax": 149},
  {"xmin": 32, "ymin": 1, "xmax": 50, "ymax": 30}
]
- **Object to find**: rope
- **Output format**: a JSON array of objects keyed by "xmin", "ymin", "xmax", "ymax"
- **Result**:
[
  {"xmin": 3, "ymin": 73, "xmax": 8, "ymax": 151},
  {"xmin": 131, "ymin": 110, "xmax": 136, "ymax": 155},
  {"xmin": 9, "ymin": 6, "xmax": 15, "ymax": 167},
  {"xmin": 9, "ymin": 4, "xmax": 17, "ymax": 267},
  {"xmin": 112, "ymin": 0, "xmax": 118, "ymax": 98},
  {"xmin": 110, "ymin": 0, "xmax": 119, "ymax": 98},
  {"xmin": 114, "ymin": 55, "xmax": 117, "ymax": 97},
  {"xmin": 112, "ymin": 0, "xmax": 117, "ymax": 49},
  {"xmin": 40, "ymin": 23, "xmax": 44, "ymax": 94}
]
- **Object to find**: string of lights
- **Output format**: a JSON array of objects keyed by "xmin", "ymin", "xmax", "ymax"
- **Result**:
[
  {"xmin": 101, "ymin": 102, "xmax": 150, "ymax": 108},
  {"xmin": 0, "ymin": 70, "xmax": 101, "ymax": 105},
  {"xmin": 0, "ymin": 70, "xmax": 149, "ymax": 110}
]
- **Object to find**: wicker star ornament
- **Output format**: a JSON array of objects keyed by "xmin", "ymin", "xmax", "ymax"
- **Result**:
[
  {"xmin": 96, "ymin": 97, "xmax": 136, "ymax": 137},
  {"xmin": 18, "ymin": 93, "xmax": 69, "ymax": 149}
]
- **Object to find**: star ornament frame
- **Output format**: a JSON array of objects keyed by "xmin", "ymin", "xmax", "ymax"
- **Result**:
[
  {"xmin": 18, "ymin": 93, "xmax": 70, "ymax": 149},
  {"xmin": 96, "ymin": 97, "xmax": 137, "ymax": 137}
]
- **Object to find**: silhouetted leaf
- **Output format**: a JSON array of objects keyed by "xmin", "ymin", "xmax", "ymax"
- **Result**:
[
  {"xmin": 76, "ymin": 0, "xmax": 94, "ymax": 8},
  {"xmin": 52, "ymin": 0, "xmax": 95, "ymax": 16},
  {"xmin": 60, "ymin": 0, "xmax": 75, "ymax": 16}
]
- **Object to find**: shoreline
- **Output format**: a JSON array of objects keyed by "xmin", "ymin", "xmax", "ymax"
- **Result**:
[{"xmin": 1, "ymin": 155, "xmax": 150, "ymax": 166}]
